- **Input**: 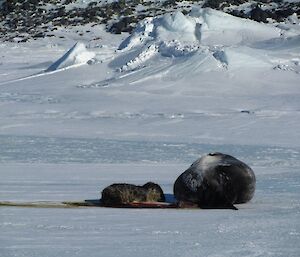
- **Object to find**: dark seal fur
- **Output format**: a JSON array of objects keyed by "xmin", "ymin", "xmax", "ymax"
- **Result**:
[
  {"xmin": 101, "ymin": 182, "xmax": 165, "ymax": 206},
  {"xmin": 173, "ymin": 152, "xmax": 256, "ymax": 210}
]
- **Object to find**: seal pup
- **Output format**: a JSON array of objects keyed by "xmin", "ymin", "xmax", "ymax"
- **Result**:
[
  {"xmin": 101, "ymin": 182, "xmax": 165, "ymax": 207},
  {"xmin": 173, "ymin": 152, "xmax": 256, "ymax": 210}
]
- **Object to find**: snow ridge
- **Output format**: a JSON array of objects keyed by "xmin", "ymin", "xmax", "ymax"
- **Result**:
[
  {"xmin": 113, "ymin": 8, "xmax": 282, "ymax": 75},
  {"xmin": 46, "ymin": 42, "xmax": 95, "ymax": 72}
]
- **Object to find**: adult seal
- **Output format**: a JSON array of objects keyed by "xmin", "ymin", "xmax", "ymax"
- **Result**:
[{"xmin": 173, "ymin": 152, "xmax": 256, "ymax": 210}]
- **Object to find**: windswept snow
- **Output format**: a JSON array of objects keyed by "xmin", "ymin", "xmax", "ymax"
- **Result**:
[
  {"xmin": 46, "ymin": 42, "xmax": 95, "ymax": 71},
  {"xmin": 114, "ymin": 8, "xmax": 289, "ymax": 75},
  {"xmin": 120, "ymin": 8, "xmax": 281, "ymax": 50},
  {"xmin": 157, "ymin": 11, "xmax": 197, "ymax": 43},
  {"xmin": 0, "ymin": 9, "xmax": 299, "ymax": 146},
  {"xmin": 190, "ymin": 8, "xmax": 281, "ymax": 45}
]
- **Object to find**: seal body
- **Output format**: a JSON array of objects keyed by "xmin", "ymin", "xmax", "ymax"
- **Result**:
[
  {"xmin": 173, "ymin": 152, "xmax": 256, "ymax": 209},
  {"xmin": 101, "ymin": 182, "xmax": 165, "ymax": 206}
]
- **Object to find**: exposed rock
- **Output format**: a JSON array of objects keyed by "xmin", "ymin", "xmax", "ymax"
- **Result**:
[
  {"xmin": 110, "ymin": 16, "xmax": 136, "ymax": 34},
  {"xmin": 33, "ymin": 32, "xmax": 45, "ymax": 38},
  {"xmin": 0, "ymin": 0, "xmax": 299, "ymax": 41},
  {"xmin": 250, "ymin": 6, "xmax": 269, "ymax": 23},
  {"xmin": 275, "ymin": 8, "xmax": 296, "ymax": 22}
]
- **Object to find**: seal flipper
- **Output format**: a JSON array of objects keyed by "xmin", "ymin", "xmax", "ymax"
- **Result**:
[
  {"xmin": 197, "ymin": 183, "xmax": 238, "ymax": 210},
  {"xmin": 198, "ymin": 196, "xmax": 238, "ymax": 210},
  {"xmin": 216, "ymin": 191, "xmax": 238, "ymax": 210},
  {"xmin": 222, "ymin": 200, "xmax": 238, "ymax": 210}
]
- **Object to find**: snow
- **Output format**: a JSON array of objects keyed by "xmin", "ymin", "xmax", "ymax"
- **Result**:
[
  {"xmin": 190, "ymin": 8, "xmax": 281, "ymax": 46},
  {"xmin": 157, "ymin": 11, "xmax": 197, "ymax": 43},
  {"xmin": 46, "ymin": 42, "xmax": 95, "ymax": 71},
  {"xmin": 115, "ymin": 7, "xmax": 288, "ymax": 77},
  {"xmin": 120, "ymin": 8, "xmax": 281, "ymax": 52},
  {"xmin": 0, "ymin": 7, "xmax": 300, "ymax": 257}
]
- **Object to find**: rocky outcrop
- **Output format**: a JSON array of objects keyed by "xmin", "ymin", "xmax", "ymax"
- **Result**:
[{"xmin": 0, "ymin": 0, "xmax": 299, "ymax": 42}]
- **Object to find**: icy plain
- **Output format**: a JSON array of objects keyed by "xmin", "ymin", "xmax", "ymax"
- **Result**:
[{"xmin": 0, "ymin": 8, "xmax": 300, "ymax": 257}]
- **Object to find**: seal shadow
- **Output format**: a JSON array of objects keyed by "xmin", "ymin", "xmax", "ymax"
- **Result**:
[
  {"xmin": 84, "ymin": 194, "xmax": 177, "ymax": 207},
  {"xmin": 164, "ymin": 194, "xmax": 177, "ymax": 204}
]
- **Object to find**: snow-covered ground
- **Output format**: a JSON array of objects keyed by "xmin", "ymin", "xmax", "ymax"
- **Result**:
[{"xmin": 0, "ymin": 8, "xmax": 300, "ymax": 257}]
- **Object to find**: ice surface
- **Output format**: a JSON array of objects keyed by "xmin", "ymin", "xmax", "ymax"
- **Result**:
[
  {"xmin": 1, "ymin": 135, "xmax": 299, "ymax": 167},
  {"xmin": 1, "ymin": 145, "xmax": 300, "ymax": 257},
  {"xmin": 0, "ymin": 7, "xmax": 300, "ymax": 257}
]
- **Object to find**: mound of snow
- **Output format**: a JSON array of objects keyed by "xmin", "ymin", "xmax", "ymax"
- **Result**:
[
  {"xmin": 120, "ymin": 44, "xmax": 159, "ymax": 72},
  {"xmin": 220, "ymin": 47, "xmax": 271, "ymax": 69},
  {"xmin": 156, "ymin": 11, "xmax": 197, "ymax": 43},
  {"xmin": 118, "ymin": 17, "xmax": 155, "ymax": 51},
  {"xmin": 46, "ymin": 42, "xmax": 95, "ymax": 72},
  {"xmin": 254, "ymin": 35, "xmax": 300, "ymax": 51},
  {"xmin": 191, "ymin": 8, "xmax": 281, "ymax": 46},
  {"xmin": 119, "ymin": 8, "xmax": 281, "ymax": 52},
  {"xmin": 115, "ymin": 8, "xmax": 283, "ymax": 74}
]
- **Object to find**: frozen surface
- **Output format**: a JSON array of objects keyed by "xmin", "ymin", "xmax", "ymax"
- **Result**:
[
  {"xmin": 1, "ymin": 147, "xmax": 300, "ymax": 257},
  {"xmin": 0, "ymin": 8, "xmax": 300, "ymax": 257}
]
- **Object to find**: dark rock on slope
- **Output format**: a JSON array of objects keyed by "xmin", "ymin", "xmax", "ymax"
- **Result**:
[{"xmin": 0, "ymin": 0, "xmax": 299, "ymax": 42}]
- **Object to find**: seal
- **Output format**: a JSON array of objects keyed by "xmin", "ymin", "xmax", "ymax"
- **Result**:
[
  {"xmin": 173, "ymin": 152, "xmax": 256, "ymax": 210},
  {"xmin": 101, "ymin": 182, "xmax": 165, "ymax": 206}
]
